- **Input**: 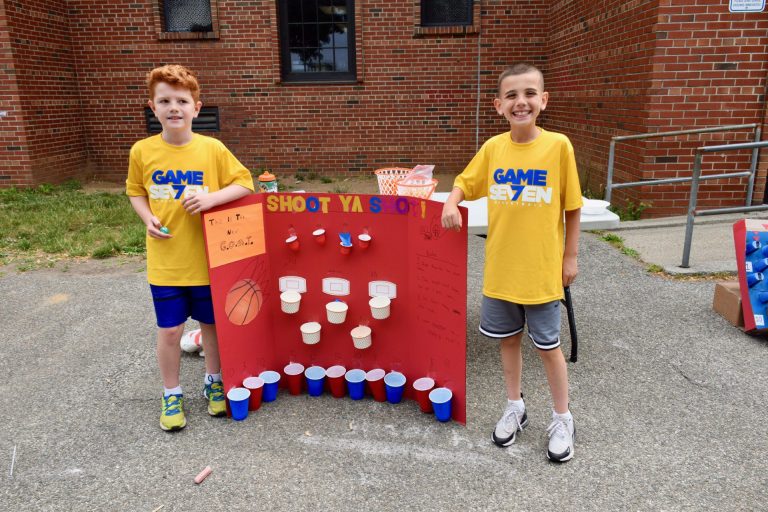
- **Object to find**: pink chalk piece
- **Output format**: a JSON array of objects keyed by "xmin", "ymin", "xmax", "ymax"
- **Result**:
[{"xmin": 194, "ymin": 466, "xmax": 213, "ymax": 484}]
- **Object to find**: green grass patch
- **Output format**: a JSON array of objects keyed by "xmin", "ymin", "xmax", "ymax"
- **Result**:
[
  {"xmin": 599, "ymin": 232, "xmax": 642, "ymax": 261},
  {"xmin": 609, "ymin": 200, "xmax": 651, "ymax": 221},
  {"xmin": 600, "ymin": 233, "xmax": 624, "ymax": 247},
  {"xmin": 0, "ymin": 181, "xmax": 145, "ymax": 261}
]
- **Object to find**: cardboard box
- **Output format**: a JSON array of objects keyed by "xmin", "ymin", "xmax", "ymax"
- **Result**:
[{"xmin": 712, "ymin": 281, "xmax": 743, "ymax": 328}]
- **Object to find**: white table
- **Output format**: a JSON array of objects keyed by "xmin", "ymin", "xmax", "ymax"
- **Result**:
[{"xmin": 430, "ymin": 192, "xmax": 619, "ymax": 235}]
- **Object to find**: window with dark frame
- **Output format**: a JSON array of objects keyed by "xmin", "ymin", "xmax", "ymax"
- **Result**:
[
  {"xmin": 163, "ymin": 0, "xmax": 213, "ymax": 32},
  {"xmin": 421, "ymin": 0, "xmax": 472, "ymax": 27},
  {"xmin": 278, "ymin": 0, "xmax": 356, "ymax": 82}
]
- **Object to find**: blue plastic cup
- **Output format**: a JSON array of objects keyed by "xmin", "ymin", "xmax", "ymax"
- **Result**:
[
  {"xmin": 305, "ymin": 366, "xmax": 326, "ymax": 397},
  {"xmin": 345, "ymin": 369, "xmax": 366, "ymax": 400},
  {"xmin": 226, "ymin": 387, "xmax": 251, "ymax": 421},
  {"xmin": 747, "ymin": 240, "xmax": 761, "ymax": 255},
  {"xmin": 747, "ymin": 272, "xmax": 764, "ymax": 288},
  {"xmin": 754, "ymin": 258, "xmax": 768, "ymax": 273},
  {"xmin": 429, "ymin": 387, "xmax": 453, "ymax": 422},
  {"xmin": 259, "ymin": 370, "xmax": 281, "ymax": 402},
  {"xmin": 758, "ymin": 292, "xmax": 768, "ymax": 303},
  {"xmin": 761, "ymin": 244, "xmax": 768, "ymax": 257},
  {"xmin": 384, "ymin": 371, "xmax": 406, "ymax": 404}
]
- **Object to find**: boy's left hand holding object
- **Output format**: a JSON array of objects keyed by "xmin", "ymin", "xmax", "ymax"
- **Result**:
[{"xmin": 562, "ymin": 255, "xmax": 578, "ymax": 287}]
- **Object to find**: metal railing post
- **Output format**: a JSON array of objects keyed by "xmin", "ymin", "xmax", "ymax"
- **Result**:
[
  {"xmin": 606, "ymin": 139, "xmax": 616, "ymax": 202},
  {"xmin": 746, "ymin": 125, "xmax": 762, "ymax": 207},
  {"xmin": 681, "ymin": 151, "xmax": 704, "ymax": 268}
]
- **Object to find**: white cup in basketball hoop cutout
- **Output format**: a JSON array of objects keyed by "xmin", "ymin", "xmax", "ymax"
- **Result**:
[
  {"xmin": 326, "ymin": 301, "xmax": 348, "ymax": 324},
  {"xmin": 369, "ymin": 295, "xmax": 391, "ymax": 319},
  {"xmin": 280, "ymin": 291, "xmax": 301, "ymax": 314},
  {"xmin": 300, "ymin": 322, "xmax": 321, "ymax": 345},
  {"xmin": 351, "ymin": 325, "xmax": 372, "ymax": 349}
]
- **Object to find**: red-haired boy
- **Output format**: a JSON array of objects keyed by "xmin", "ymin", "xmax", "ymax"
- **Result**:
[{"xmin": 126, "ymin": 64, "xmax": 254, "ymax": 431}]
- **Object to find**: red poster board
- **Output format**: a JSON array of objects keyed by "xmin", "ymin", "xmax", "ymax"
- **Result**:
[{"xmin": 202, "ymin": 193, "xmax": 468, "ymax": 423}]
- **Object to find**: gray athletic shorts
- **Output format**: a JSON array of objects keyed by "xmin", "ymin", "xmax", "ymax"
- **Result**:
[{"xmin": 479, "ymin": 295, "xmax": 561, "ymax": 350}]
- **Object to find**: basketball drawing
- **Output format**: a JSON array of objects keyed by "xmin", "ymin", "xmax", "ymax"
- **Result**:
[{"xmin": 225, "ymin": 278, "xmax": 263, "ymax": 325}]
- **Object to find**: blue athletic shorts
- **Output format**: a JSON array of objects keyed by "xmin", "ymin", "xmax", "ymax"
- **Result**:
[
  {"xmin": 479, "ymin": 295, "xmax": 561, "ymax": 350},
  {"xmin": 149, "ymin": 284, "xmax": 215, "ymax": 328}
]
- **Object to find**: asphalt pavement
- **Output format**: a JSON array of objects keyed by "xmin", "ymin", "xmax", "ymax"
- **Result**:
[{"xmin": 2, "ymin": 218, "xmax": 767, "ymax": 511}]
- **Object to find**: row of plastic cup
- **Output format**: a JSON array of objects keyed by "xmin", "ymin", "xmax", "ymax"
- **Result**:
[
  {"xmin": 225, "ymin": 364, "xmax": 453, "ymax": 422},
  {"xmin": 280, "ymin": 293, "xmax": 392, "ymax": 321},
  {"xmin": 299, "ymin": 322, "xmax": 373, "ymax": 349}
]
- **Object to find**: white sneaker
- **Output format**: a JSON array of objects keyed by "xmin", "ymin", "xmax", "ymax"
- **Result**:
[
  {"xmin": 546, "ymin": 414, "xmax": 576, "ymax": 462},
  {"xmin": 180, "ymin": 329, "xmax": 203, "ymax": 353},
  {"xmin": 491, "ymin": 399, "xmax": 528, "ymax": 447}
]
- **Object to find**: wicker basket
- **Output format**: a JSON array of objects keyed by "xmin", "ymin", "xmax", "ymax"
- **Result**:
[
  {"xmin": 396, "ymin": 177, "xmax": 438, "ymax": 199},
  {"xmin": 374, "ymin": 168, "xmax": 412, "ymax": 195}
]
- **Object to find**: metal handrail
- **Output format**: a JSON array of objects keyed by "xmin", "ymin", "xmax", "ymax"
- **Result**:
[
  {"xmin": 681, "ymin": 139, "xmax": 768, "ymax": 268},
  {"xmin": 605, "ymin": 123, "xmax": 760, "ymax": 203}
]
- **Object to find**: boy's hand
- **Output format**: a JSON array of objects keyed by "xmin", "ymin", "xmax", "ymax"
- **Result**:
[
  {"xmin": 182, "ymin": 192, "xmax": 216, "ymax": 214},
  {"xmin": 562, "ymin": 254, "xmax": 578, "ymax": 287},
  {"xmin": 441, "ymin": 203, "xmax": 462, "ymax": 231},
  {"xmin": 147, "ymin": 216, "xmax": 171, "ymax": 239}
]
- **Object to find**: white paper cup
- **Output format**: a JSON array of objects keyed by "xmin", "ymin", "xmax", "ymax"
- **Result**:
[
  {"xmin": 326, "ymin": 301, "xmax": 349, "ymax": 324},
  {"xmin": 351, "ymin": 325, "xmax": 372, "ymax": 349},
  {"xmin": 280, "ymin": 291, "xmax": 301, "ymax": 314},
  {"xmin": 369, "ymin": 295, "xmax": 391, "ymax": 319},
  {"xmin": 300, "ymin": 322, "xmax": 321, "ymax": 345}
]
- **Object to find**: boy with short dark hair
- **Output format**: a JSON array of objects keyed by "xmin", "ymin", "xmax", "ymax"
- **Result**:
[
  {"xmin": 126, "ymin": 64, "xmax": 254, "ymax": 431},
  {"xmin": 442, "ymin": 63, "xmax": 582, "ymax": 462}
]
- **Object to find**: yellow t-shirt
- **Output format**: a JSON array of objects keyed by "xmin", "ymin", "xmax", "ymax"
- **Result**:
[
  {"xmin": 454, "ymin": 129, "xmax": 583, "ymax": 304},
  {"xmin": 126, "ymin": 134, "xmax": 255, "ymax": 286}
]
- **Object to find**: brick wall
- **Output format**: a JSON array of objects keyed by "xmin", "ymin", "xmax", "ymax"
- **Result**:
[
  {"xmin": 68, "ymin": 0, "xmax": 544, "ymax": 183},
  {"xmin": 2, "ymin": 0, "xmax": 87, "ymax": 185},
  {"xmin": 545, "ymin": 0, "xmax": 659, "ymax": 203},
  {"xmin": 544, "ymin": 0, "xmax": 767, "ymax": 217},
  {"xmin": 0, "ymin": 0, "xmax": 33, "ymax": 187},
  {"xmin": 641, "ymin": 0, "xmax": 768, "ymax": 217},
  {"xmin": 2, "ymin": 0, "xmax": 767, "ymax": 219}
]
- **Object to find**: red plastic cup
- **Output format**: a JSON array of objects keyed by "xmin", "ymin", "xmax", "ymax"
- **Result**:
[
  {"xmin": 366, "ymin": 368, "xmax": 386, "ymax": 402},
  {"xmin": 326, "ymin": 365, "xmax": 347, "ymax": 398},
  {"xmin": 413, "ymin": 377, "xmax": 435, "ymax": 413},
  {"xmin": 357, "ymin": 233, "xmax": 371, "ymax": 249},
  {"xmin": 313, "ymin": 228, "xmax": 326, "ymax": 245},
  {"xmin": 340, "ymin": 243, "xmax": 352, "ymax": 255},
  {"xmin": 243, "ymin": 376, "xmax": 264, "ymax": 411},
  {"xmin": 286, "ymin": 235, "xmax": 300, "ymax": 252},
  {"xmin": 284, "ymin": 362, "xmax": 305, "ymax": 395}
]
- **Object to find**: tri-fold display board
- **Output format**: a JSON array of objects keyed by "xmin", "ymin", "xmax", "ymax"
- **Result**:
[{"xmin": 202, "ymin": 193, "xmax": 469, "ymax": 423}]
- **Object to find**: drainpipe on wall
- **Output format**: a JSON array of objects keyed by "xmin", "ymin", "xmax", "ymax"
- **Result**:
[
  {"xmin": 760, "ymin": 71, "xmax": 768, "ymax": 203},
  {"xmin": 475, "ymin": 12, "xmax": 482, "ymax": 152}
]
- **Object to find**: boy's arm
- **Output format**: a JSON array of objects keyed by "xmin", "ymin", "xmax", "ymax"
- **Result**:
[
  {"xmin": 562, "ymin": 208, "xmax": 580, "ymax": 287},
  {"xmin": 441, "ymin": 186, "xmax": 465, "ymax": 231},
  {"xmin": 128, "ymin": 195, "xmax": 170, "ymax": 239},
  {"xmin": 182, "ymin": 184, "xmax": 252, "ymax": 214}
]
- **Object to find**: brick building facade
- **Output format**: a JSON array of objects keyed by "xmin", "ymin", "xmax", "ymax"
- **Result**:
[{"xmin": 1, "ymin": 0, "xmax": 766, "ymax": 217}]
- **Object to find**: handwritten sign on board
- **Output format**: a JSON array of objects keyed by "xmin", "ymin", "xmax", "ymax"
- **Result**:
[{"xmin": 204, "ymin": 203, "xmax": 266, "ymax": 268}]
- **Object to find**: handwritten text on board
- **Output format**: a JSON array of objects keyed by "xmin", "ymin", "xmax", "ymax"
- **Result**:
[{"xmin": 205, "ymin": 203, "xmax": 266, "ymax": 268}]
